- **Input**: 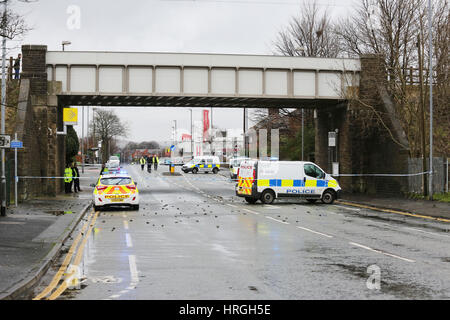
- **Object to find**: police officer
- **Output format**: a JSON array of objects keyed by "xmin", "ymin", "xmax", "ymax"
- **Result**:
[
  {"xmin": 64, "ymin": 163, "xmax": 73, "ymax": 194},
  {"xmin": 147, "ymin": 155, "xmax": 152, "ymax": 173},
  {"xmin": 140, "ymin": 156, "xmax": 146, "ymax": 171},
  {"xmin": 72, "ymin": 162, "xmax": 81, "ymax": 193},
  {"xmin": 153, "ymin": 154, "xmax": 159, "ymax": 171}
]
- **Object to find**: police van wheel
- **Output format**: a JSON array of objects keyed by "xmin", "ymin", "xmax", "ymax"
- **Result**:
[
  {"xmin": 261, "ymin": 190, "xmax": 275, "ymax": 204},
  {"xmin": 307, "ymin": 199, "xmax": 317, "ymax": 204},
  {"xmin": 245, "ymin": 197, "xmax": 257, "ymax": 204},
  {"xmin": 94, "ymin": 205, "xmax": 101, "ymax": 212},
  {"xmin": 321, "ymin": 190, "xmax": 335, "ymax": 204},
  {"xmin": 213, "ymin": 168, "xmax": 219, "ymax": 174},
  {"xmin": 192, "ymin": 168, "xmax": 198, "ymax": 174}
]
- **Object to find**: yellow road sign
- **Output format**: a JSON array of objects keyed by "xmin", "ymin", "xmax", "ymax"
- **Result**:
[{"xmin": 63, "ymin": 108, "xmax": 78, "ymax": 124}]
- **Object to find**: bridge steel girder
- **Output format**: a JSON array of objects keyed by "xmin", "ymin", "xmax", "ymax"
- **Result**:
[{"xmin": 46, "ymin": 50, "xmax": 360, "ymax": 108}]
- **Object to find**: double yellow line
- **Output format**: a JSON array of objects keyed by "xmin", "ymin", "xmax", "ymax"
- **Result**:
[
  {"xmin": 336, "ymin": 200, "xmax": 450, "ymax": 223},
  {"xmin": 33, "ymin": 209, "xmax": 99, "ymax": 300}
]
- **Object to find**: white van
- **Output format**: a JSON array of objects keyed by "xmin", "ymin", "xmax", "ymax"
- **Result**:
[
  {"xmin": 235, "ymin": 160, "xmax": 341, "ymax": 204},
  {"xmin": 228, "ymin": 157, "xmax": 251, "ymax": 180},
  {"xmin": 182, "ymin": 156, "xmax": 221, "ymax": 174}
]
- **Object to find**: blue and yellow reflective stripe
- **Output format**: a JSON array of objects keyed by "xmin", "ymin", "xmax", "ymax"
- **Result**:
[
  {"xmin": 256, "ymin": 179, "xmax": 338, "ymax": 188},
  {"xmin": 195, "ymin": 164, "xmax": 220, "ymax": 168}
]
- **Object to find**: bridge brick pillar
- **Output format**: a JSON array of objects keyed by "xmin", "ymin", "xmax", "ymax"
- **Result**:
[{"xmin": 20, "ymin": 45, "xmax": 59, "ymax": 196}]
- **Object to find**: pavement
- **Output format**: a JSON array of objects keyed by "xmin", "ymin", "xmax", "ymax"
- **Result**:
[
  {"xmin": 339, "ymin": 193, "xmax": 450, "ymax": 221},
  {"xmin": 0, "ymin": 165, "xmax": 448, "ymax": 299},
  {"xmin": 0, "ymin": 166, "xmax": 99, "ymax": 300}
]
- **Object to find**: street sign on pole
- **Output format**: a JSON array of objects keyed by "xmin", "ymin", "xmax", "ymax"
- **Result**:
[
  {"xmin": 10, "ymin": 140, "xmax": 23, "ymax": 149},
  {"xmin": 63, "ymin": 108, "xmax": 78, "ymax": 125},
  {"xmin": 0, "ymin": 134, "xmax": 10, "ymax": 148}
]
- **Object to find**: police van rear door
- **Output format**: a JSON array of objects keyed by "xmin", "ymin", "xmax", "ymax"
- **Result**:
[{"xmin": 236, "ymin": 160, "xmax": 256, "ymax": 196}]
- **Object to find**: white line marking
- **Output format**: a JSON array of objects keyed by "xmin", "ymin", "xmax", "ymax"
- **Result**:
[
  {"xmin": 125, "ymin": 233, "xmax": 133, "ymax": 248},
  {"xmin": 335, "ymin": 205, "xmax": 361, "ymax": 212},
  {"xmin": 349, "ymin": 242, "xmax": 415, "ymax": 263},
  {"xmin": 110, "ymin": 294, "xmax": 120, "ymax": 298},
  {"xmin": 296, "ymin": 226, "xmax": 334, "ymax": 238},
  {"xmin": 263, "ymin": 205, "xmax": 281, "ymax": 209},
  {"xmin": 128, "ymin": 255, "xmax": 139, "ymax": 284},
  {"xmin": 265, "ymin": 216, "xmax": 289, "ymax": 224},
  {"xmin": 403, "ymin": 227, "xmax": 450, "ymax": 239},
  {"xmin": 227, "ymin": 204, "xmax": 237, "ymax": 208},
  {"xmin": 242, "ymin": 208, "xmax": 259, "ymax": 215},
  {"xmin": 123, "ymin": 221, "xmax": 129, "ymax": 230}
]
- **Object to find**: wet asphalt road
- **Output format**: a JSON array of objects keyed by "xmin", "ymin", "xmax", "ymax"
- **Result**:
[{"xmin": 44, "ymin": 164, "xmax": 450, "ymax": 300}]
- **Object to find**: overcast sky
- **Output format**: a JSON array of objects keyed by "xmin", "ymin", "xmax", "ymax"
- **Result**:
[{"xmin": 12, "ymin": 0, "xmax": 356, "ymax": 144}]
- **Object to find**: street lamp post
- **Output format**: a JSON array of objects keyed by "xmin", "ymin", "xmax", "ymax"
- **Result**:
[
  {"xmin": 1, "ymin": 0, "xmax": 7, "ymax": 216},
  {"xmin": 428, "ymin": 0, "xmax": 434, "ymax": 200},
  {"xmin": 62, "ymin": 41, "xmax": 71, "ymax": 51}
]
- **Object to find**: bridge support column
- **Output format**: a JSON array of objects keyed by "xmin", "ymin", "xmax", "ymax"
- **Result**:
[
  {"xmin": 20, "ymin": 45, "xmax": 59, "ymax": 196},
  {"xmin": 314, "ymin": 104, "xmax": 353, "ymax": 192}
]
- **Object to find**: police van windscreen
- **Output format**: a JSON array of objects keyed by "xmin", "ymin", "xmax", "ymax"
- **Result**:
[{"xmin": 100, "ymin": 177, "xmax": 132, "ymax": 185}]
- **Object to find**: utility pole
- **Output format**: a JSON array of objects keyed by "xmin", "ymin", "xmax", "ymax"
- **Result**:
[
  {"xmin": 189, "ymin": 109, "xmax": 193, "ymax": 158},
  {"xmin": 243, "ymin": 108, "xmax": 248, "ymax": 157},
  {"xmin": 428, "ymin": 0, "xmax": 433, "ymax": 200},
  {"xmin": 417, "ymin": 34, "xmax": 427, "ymax": 196},
  {"xmin": 1, "ymin": 0, "xmax": 8, "ymax": 216},
  {"xmin": 81, "ymin": 106, "xmax": 84, "ymax": 173},
  {"xmin": 301, "ymin": 108, "xmax": 304, "ymax": 161}
]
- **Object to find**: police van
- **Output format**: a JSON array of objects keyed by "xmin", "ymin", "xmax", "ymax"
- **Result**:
[
  {"xmin": 182, "ymin": 156, "xmax": 221, "ymax": 174},
  {"xmin": 235, "ymin": 160, "xmax": 341, "ymax": 204}
]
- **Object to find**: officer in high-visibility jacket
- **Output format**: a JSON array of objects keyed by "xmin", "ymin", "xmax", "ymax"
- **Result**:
[
  {"xmin": 153, "ymin": 154, "xmax": 159, "ymax": 171},
  {"xmin": 64, "ymin": 163, "xmax": 73, "ymax": 194},
  {"xmin": 140, "ymin": 157, "xmax": 146, "ymax": 171}
]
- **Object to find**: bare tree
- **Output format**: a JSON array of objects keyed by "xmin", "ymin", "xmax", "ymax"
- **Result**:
[
  {"xmin": 0, "ymin": 6, "xmax": 30, "ymax": 40},
  {"xmin": 91, "ymin": 109, "xmax": 128, "ymax": 162},
  {"xmin": 273, "ymin": 2, "xmax": 342, "ymax": 58}
]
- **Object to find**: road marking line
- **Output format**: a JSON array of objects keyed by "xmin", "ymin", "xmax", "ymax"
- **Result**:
[
  {"xmin": 296, "ymin": 226, "xmax": 334, "ymax": 238},
  {"xmin": 48, "ymin": 211, "xmax": 100, "ymax": 300},
  {"xmin": 349, "ymin": 241, "xmax": 415, "ymax": 263},
  {"xmin": 242, "ymin": 208, "xmax": 259, "ymax": 215},
  {"xmin": 263, "ymin": 205, "xmax": 281, "ymax": 209},
  {"xmin": 33, "ymin": 209, "xmax": 96, "ymax": 300},
  {"xmin": 125, "ymin": 233, "xmax": 133, "ymax": 248},
  {"xmin": 227, "ymin": 204, "xmax": 237, "ymax": 208},
  {"xmin": 123, "ymin": 221, "xmax": 129, "ymax": 230},
  {"xmin": 265, "ymin": 216, "xmax": 289, "ymax": 224},
  {"xmin": 128, "ymin": 255, "xmax": 139, "ymax": 284},
  {"xmin": 334, "ymin": 205, "xmax": 361, "ymax": 212},
  {"xmin": 403, "ymin": 227, "xmax": 450, "ymax": 239}
]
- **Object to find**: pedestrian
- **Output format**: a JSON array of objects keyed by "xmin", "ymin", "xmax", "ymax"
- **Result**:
[
  {"xmin": 64, "ymin": 163, "xmax": 73, "ymax": 194},
  {"xmin": 13, "ymin": 53, "xmax": 21, "ymax": 80},
  {"xmin": 72, "ymin": 162, "xmax": 82, "ymax": 192},
  {"xmin": 153, "ymin": 154, "xmax": 159, "ymax": 171},
  {"xmin": 140, "ymin": 156, "xmax": 146, "ymax": 171}
]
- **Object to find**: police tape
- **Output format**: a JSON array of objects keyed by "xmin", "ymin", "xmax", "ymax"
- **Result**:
[
  {"xmin": 17, "ymin": 176, "xmax": 96, "ymax": 180},
  {"xmin": 332, "ymin": 171, "xmax": 431, "ymax": 177}
]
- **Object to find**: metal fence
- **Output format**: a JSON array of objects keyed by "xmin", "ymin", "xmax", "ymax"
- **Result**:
[{"xmin": 408, "ymin": 157, "xmax": 449, "ymax": 194}]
